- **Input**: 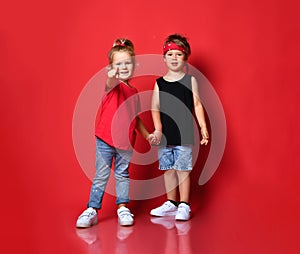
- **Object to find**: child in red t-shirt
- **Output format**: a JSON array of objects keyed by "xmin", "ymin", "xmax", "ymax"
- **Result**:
[{"xmin": 76, "ymin": 38, "xmax": 156, "ymax": 228}]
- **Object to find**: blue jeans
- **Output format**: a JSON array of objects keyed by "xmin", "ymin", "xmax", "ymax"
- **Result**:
[{"xmin": 88, "ymin": 138, "xmax": 133, "ymax": 209}]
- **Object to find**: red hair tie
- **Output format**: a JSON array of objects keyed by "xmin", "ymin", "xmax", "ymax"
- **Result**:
[
  {"xmin": 113, "ymin": 40, "xmax": 126, "ymax": 47},
  {"xmin": 163, "ymin": 42, "xmax": 187, "ymax": 55}
]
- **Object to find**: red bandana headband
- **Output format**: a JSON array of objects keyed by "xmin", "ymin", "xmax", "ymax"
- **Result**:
[{"xmin": 163, "ymin": 42, "xmax": 188, "ymax": 55}]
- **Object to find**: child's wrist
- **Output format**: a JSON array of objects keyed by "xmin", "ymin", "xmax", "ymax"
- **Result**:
[{"xmin": 146, "ymin": 133, "xmax": 151, "ymax": 140}]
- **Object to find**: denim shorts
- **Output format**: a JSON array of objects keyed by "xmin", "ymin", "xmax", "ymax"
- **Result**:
[{"xmin": 158, "ymin": 145, "xmax": 193, "ymax": 171}]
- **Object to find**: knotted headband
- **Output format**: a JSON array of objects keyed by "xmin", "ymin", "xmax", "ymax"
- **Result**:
[{"xmin": 163, "ymin": 42, "xmax": 188, "ymax": 55}]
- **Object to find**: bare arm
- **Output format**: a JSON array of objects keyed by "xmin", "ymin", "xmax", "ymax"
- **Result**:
[
  {"xmin": 135, "ymin": 116, "xmax": 150, "ymax": 140},
  {"xmin": 191, "ymin": 76, "xmax": 209, "ymax": 145},
  {"xmin": 151, "ymin": 82, "xmax": 163, "ymax": 143},
  {"xmin": 135, "ymin": 116, "xmax": 156, "ymax": 143},
  {"xmin": 105, "ymin": 67, "xmax": 120, "ymax": 91}
]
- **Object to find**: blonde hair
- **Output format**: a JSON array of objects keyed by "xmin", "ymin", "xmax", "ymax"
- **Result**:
[
  {"xmin": 164, "ymin": 34, "xmax": 191, "ymax": 60},
  {"xmin": 108, "ymin": 38, "xmax": 135, "ymax": 64}
]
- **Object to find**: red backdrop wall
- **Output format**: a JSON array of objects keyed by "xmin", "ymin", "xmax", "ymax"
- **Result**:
[{"xmin": 1, "ymin": 0, "xmax": 299, "ymax": 253}]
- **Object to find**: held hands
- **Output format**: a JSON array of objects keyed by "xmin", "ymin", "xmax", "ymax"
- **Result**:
[
  {"xmin": 147, "ymin": 130, "xmax": 162, "ymax": 145},
  {"xmin": 200, "ymin": 126, "xmax": 209, "ymax": 145},
  {"xmin": 147, "ymin": 133, "xmax": 157, "ymax": 145}
]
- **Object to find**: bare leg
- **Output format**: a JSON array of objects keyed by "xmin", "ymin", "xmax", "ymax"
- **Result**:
[
  {"xmin": 176, "ymin": 171, "xmax": 190, "ymax": 203},
  {"xmin": 164, "ymin": 170, "xmax": 178, "ymax": 201}
]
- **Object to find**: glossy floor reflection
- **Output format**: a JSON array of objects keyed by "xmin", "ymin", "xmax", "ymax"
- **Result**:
[
  {"xmin": 75, "ymin": 213, "xmax": 193, "ymax": 254},
  {"xmin": 6, "ymin": 189, "xmax": 291, "ymax": 253},
  {"xmin": 68, "ymin": 194, "xmax": 289, "ymax": 254}
]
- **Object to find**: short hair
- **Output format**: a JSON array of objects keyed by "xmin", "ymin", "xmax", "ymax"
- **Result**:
[{"xmin": 163, "ymin": 34, "xmax": 191, "ymax": 60}]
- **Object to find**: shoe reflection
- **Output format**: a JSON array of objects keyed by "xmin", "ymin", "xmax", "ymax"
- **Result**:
[
  {"xmin": 75, "ymin": 222, "xmax": 134, "ymax": 254},
  {"xmin": 150, "ymin": 217, "xmax": 176, "ymax": 229},
  {"xmin": 117, "ymin": 225, "xmax": 134, "ymax": 241},
  {"xmin": 76, "ymin": 225, "xmax": 99, "ymax": 245},
  {"xmin": 76, "ymin": 225, "xmax": 102, "ymax": 253},
  {"xmin": 175, "ymin": 221, "xmax": 191, "ymax": 236},
  {"xmin": 150, "ymin": 217, "xmax": 192, "ymax": 254},
  {"xmin": 175, "ymin": 221, "xmax": 193, "ymax": 254},
  {"xmin": 115, "ymin": 225, "xmax": 134, "ymax": 254}
]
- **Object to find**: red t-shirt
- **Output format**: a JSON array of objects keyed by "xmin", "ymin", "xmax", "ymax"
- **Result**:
[{"xmin": 95, "ymin": 82, "xmax": 141, "ymax": 150}]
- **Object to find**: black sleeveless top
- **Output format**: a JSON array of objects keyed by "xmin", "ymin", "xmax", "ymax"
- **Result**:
[{"xmin": 157, "ymin": 74, "xmax": 194, "ymax": 145}]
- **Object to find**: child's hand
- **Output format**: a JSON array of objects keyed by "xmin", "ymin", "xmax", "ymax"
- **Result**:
[
  {"xmin": 153, "ymin": 130, "xmax": 162, "ymax": 145},
  {"xmin": 147, "ymin": 130, "xmax": 162, "ymax": 145},
  {"xmin": 152, "ymin": 130, "xmax": 162, "ymax": 145},
  {"xmin": 200, "ymin": 127, "xmax": 209, "ymax": 145},
  {"xmin": 106, "ymin": 67, "xmax": 120, "ymax": 90},
  {"xmin": 147, "ymin": 133, "xmax": 158, "ymax": 145},
  {"xmin": 107, "ymin": 67, "xmax": 119, "ymax": 79}
]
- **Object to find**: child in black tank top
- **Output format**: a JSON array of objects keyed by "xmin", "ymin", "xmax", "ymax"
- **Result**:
[{"xmin": 150, "ymin": 34, "xmax": 209, "ymax": 221}]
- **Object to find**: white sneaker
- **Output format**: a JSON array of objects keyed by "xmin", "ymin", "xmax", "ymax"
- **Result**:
[
  {"xmin": 76, "ymin": 207, "xmax": 98, "ymax": 228},
  {"xmin": 150, "ymin": 201, "xmax": 178, "ymax": 217},
  {"xmin": 117, "ymin": 207, "xmax": 134, "ymax": 226},
  {"xmin": 175, "ymin": 203, "xmax": 191, "ymax": 221}
]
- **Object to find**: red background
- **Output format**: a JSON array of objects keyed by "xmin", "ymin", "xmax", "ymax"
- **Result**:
[{"xmin": 1, "ymin": 0, "xmax": 300, "ymax": 253}]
